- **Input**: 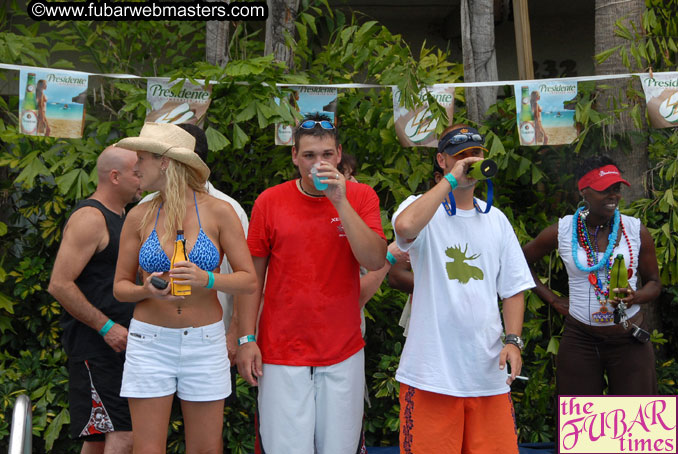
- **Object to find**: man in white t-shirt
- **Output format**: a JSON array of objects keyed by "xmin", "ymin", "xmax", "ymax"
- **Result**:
[
  {"xmin": 137, "ymin": 124, "xmax": 248, "ymax": 370},
  {"xmin": 392, "ymin": 124, "xmax": 535, "ymax": 453}
]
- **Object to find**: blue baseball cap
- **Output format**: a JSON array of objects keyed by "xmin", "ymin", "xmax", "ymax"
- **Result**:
[{"xmin": 437, "ymin": 126, "xmax": 488, "ymax": 156}]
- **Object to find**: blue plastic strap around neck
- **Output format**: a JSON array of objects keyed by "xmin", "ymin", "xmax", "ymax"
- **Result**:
[{"xmin": 442, "ymin": 179, "xmax": 494, "ymax": 216}]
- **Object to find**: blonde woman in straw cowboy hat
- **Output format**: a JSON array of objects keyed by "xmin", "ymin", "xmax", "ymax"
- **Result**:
[{"xmin": 113, "ymin": 123, "xmax": 256, "ymax": 453}]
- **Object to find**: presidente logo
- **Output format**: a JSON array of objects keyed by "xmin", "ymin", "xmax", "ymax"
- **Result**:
[
  {"xmin": 394, "ymin": 89, "xmax": 454, "ymax": 107},
  {"xmin": 539, "ymin": 83, "xmax": 577, "ymax": 95},
  {"xmin": 46, "ymin": 73, "xmax": 87, "ymax": 86},
  {"xmin": 559, "ymin": 396, "xmax": 677, "ymax": 453},
  {"xmin": 299, "ymin": 86, "xmax": 335, "ymax": 96},
  {"xmin": 404, "ymin": 108, "xmax": 436, "ymax": 143},
  {"xmin": 148, "ymin": 84, "xmax": 210, "ymax": 101},
  {"xmin": 644, "ymin": 77, "xmax": 678, "ymax": 88},
  {"xmin": 402, "ymin": 95, "xmax": 454, "ymax": 143},
  {"xmin": 657, "ymin": 92, "xmax": 678, "ymax": 123}
]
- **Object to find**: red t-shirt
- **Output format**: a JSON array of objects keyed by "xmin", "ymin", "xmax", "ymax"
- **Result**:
[{"xmin": 248, "ymin": 180, "xmax": 386, "ymax": 366}]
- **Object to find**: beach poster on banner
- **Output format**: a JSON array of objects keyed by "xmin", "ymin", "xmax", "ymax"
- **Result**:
[
  {"xmin": 19, "ymin": 68, "xmax": 88, "ymax": 138},
  {"xmin": 145, "ymin": 78, "xmax": 212, "ymax": 127},
  {"xmin": 392, "ymin": 85, "xmax": 455, "ymax": 148},
  {"xmin": 274, "ymin": 86, "xmax": 338, "ymax": 146},
  {"xmin": 514, "ymin": 81, "xmax": 578, "ymax": 146},
  {"xmin": 639, "ymin": 72, "xmax": 678, "ymax": 129}
]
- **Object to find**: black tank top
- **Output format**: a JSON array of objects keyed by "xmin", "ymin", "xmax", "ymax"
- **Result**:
[{"xmin": 60, "ymin": 199, "xmax": 135, "ymax": 360}]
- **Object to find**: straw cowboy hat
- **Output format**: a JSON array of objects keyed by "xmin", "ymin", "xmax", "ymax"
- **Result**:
[{"xmin": 116, "ymin": 123, "xmax": 210, "ymax": 182}]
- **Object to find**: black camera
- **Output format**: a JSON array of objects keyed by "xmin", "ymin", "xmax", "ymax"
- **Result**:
[
  {"xmin": 150, "ymin": 276, "xmax": 169, "ymax": 290},
  {"xmin": 631, "ymin": 324, "xmax": 650, "ymax": 344}
]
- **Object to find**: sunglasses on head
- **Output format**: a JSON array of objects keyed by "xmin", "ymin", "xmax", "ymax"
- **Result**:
[
  {"xmin": 300, "ymin": 120, "xmax": 335, "ymax": 130},
  {"xmin": 447, "ymin": 132, "xmax": 484, "ymax": 145}
]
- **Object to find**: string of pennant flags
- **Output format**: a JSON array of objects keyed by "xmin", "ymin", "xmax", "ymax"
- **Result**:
[{"xmin": 2, "ymin": 62, "xmax": 677, "ymax": 147}]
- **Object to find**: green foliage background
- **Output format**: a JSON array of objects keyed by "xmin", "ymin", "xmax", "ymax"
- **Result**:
[{"xmin": 0, "ymin": 0, "xmax": 676, "ymax": 452}]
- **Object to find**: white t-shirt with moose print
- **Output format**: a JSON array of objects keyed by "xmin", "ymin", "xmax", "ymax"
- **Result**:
[{"xmin": 393, "ymin": 196, "xmax": 534, "ymax": 397}]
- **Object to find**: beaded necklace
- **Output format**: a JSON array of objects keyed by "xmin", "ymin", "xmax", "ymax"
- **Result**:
[
  {"xmin": 571, "ymin": 207, "xmax": 620, "ymax": 272},
  {"xmin": 581, "ymin": 223, "xmax": 615, "ymax": 304},
  {"xmin": 572, "ymin": 207, "xmax": 635, "ymax": 308},
  {"xmin": 621, "ymin": 222, "xmax": 634, "ymax": 279}
]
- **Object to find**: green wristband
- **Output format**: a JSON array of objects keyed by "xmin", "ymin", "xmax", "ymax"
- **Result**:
[
  {"xmin": 386, "ymin": 251, "xmax": 397, "ymax": 265},
  {"xmin": 205, "ymin": 271, "xmax": 215, "ymax": 289},
  {"xmin": 98, "ymin": 319, "xmax": 114, "ymax": 337},
  {"xmin": 238, "ymin": 334, "xmax": 256, "ymax": 346},
  {"xmin": 445, "ymin": 173, "xmax": 458, "ymax": 190}
]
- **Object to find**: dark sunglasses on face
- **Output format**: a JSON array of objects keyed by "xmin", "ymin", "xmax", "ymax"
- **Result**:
[
  {"xmin": 448, "ymin": 132, "xmax": 484, "ymax": 145},
  {"xmin": 300, "ymin": 120, "xmax": 335, "ymax": 130}
]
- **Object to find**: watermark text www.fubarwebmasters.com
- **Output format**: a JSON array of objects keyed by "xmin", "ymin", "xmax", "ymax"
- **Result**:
[{"xmin": 27, "ymin": 0, "xmax": 267, "ymax": 21}]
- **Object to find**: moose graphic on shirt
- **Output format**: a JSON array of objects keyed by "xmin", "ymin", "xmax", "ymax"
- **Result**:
[{"xmin": 445, "ymin": 244, "xmax": 484, "ymax": 283}]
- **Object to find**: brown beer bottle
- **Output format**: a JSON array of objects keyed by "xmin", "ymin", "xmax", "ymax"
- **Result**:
[{"xmin": 170, "ymin": 230, "xmax": 191, "ymax": 296}]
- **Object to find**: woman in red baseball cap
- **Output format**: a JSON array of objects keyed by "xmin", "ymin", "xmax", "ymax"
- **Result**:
[{"xmin": 522, "ymin": 155, "xmax": 661, "ymax": 395}]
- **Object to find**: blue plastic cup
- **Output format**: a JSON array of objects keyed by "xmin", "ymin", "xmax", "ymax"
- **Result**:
[{"xmin": 311, "ymin": 164, "xmax": 328, "ymax": 190}]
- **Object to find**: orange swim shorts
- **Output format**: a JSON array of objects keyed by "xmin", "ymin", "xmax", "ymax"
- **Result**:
[{"xmin": 399, "ymin": 383, "xmax": 519, "ymax": 454}]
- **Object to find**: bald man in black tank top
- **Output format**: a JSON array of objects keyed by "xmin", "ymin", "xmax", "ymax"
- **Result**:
[{"xmin": 48, "ymin": 146, "xmax": 141, "ymax": 454}]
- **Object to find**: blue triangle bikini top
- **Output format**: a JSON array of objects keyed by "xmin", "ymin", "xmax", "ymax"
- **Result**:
[{"xmin": 139, "ymin": 192, "xmax": 221, "ymax": 273}]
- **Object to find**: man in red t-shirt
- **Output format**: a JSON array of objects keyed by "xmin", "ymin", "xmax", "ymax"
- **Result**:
[{"xmin": 237, "ymin": 113, "xmax": 386, "ymax": 454}]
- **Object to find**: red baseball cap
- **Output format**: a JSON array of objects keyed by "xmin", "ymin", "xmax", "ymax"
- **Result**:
[{"xmin": 577, "ymin": 165, "xmax": 630, "ymax": 191}]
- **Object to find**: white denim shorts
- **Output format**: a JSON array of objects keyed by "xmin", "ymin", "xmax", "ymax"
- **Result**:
[{"xmin": 120, "ymin": 318, "xmax": 230, "ymax": 401}]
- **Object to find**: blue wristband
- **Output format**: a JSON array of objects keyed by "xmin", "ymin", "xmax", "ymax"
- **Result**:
[
  {"xmin": 98, "ymin": 319, "xmax": 114, "ymax": 337},
  {"xmin": 205, "ymin": 271, "xmax": 215, "ymax": 289},
  {"xmin": 238, "ymin": 334, "xmax": 256, "ymax": 346},
  {"xmin": 445, "ymin": 173, "xmax": 458, "ymax": 190},
  {"xmin": 386, "ymin": 251, "xmax": 397, "ymax": 265}
]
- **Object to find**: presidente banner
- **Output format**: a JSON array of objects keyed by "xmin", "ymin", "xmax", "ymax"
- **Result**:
[
  {"xmin": 639, "ymin": 72, "xmax": 678, "ymax": 129},
  {"xmin": 12, "ymin": 62, "xmax": 678, "ymax": 144},
  {"xmin": 392, "ymin": 85, "xmax": 455, "ymax": 148},
  {"xmin": 274, "ymin": 86, "xmax": 338, "ymax": 146},
  {"xmin": 559, "ymin": 395, "xmax": 677, "ymax": 453},
  {"xmin": 145, "ymin": 78, "xmax": 212, "ymax": 127},
  {"xmin": 514, "ymin": 80, "xmax": 579, "ymax": 146},
  {"xmin": 19, "ymin": 68, "xmax": 88, "ymax": 138}
]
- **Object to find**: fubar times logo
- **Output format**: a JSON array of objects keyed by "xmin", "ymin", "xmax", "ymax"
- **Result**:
[{"xmin": 559, "ymin": 396, "xmax": 677, "ymax": 453}]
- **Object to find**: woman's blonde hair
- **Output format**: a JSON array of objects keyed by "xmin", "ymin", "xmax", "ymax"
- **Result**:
[{"xmin": 139, "ymin": 156, "xmax": 207, "ymax": 245}]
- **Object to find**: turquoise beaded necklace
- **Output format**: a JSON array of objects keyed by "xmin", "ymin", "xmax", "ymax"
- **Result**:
[
  {"xmin": 571, "ymin": 206, "xmax": 620, "ymax": 273},
  {"xmin": 572, "ymin": 207, "xmax": 635, "ymax": 308}
]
